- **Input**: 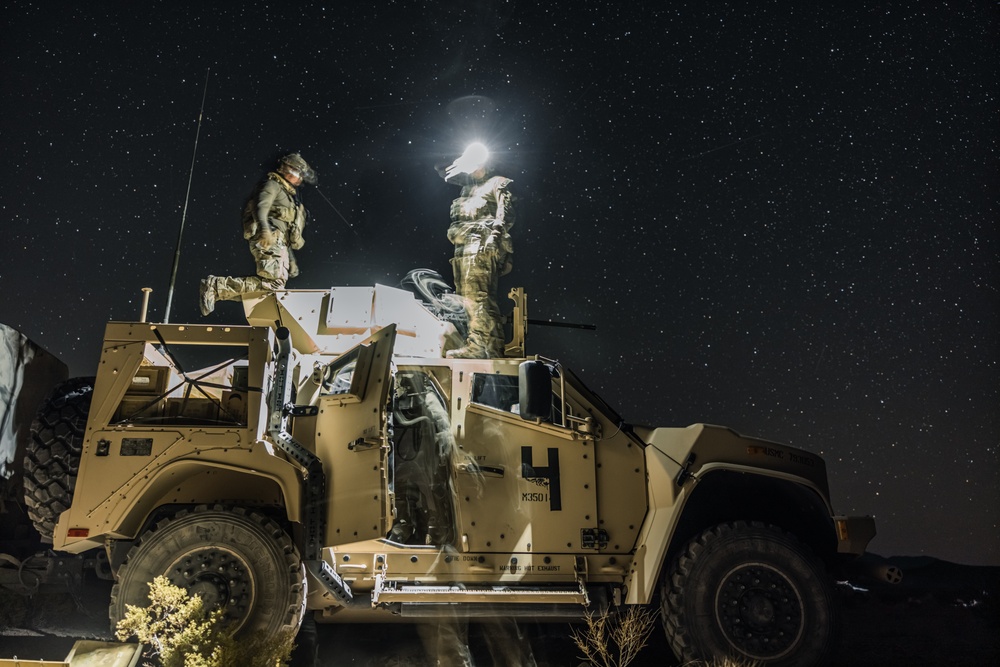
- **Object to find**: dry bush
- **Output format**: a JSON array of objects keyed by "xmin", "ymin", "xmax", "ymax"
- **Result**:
[
  {"xmin": 571, "ymin": 605, "xmax": 658, "ymax": 667},
  {"xmin": 115, "ymin": 575, "xmax": 295, "ymax": 667}
]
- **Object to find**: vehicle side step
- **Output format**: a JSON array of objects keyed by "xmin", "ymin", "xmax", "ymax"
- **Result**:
[
  {"xmin": 398, "ymin": 601, "xmax": 599, "ymax": 620},
  {"xmin": 373, "ymin": 575, "xmax": 589, "ymax": 606},
  {"xmin": 307, "ymin": 559, "xmax": 353, "ymax": 605}
]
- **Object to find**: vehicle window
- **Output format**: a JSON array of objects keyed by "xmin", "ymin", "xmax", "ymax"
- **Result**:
[
  {"xmin": 112, "ymin": 344, "xmax": 250, "ymax": 427},
  {"xmin": 319, "ymin": 348, "xmax": 360, "ymax": 397},
  {"xmin": 470, "ymin": 373, "xmax": 520, "ymax": 413}
]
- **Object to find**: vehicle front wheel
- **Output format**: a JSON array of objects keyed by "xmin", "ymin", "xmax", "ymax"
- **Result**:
[
  {"xmin": 661, "ymin": 521, "xmax": 837, "ymax": 666},
  {"xmin": 110, "ymin": 505, "xmax": 306, "ymax": 639}
]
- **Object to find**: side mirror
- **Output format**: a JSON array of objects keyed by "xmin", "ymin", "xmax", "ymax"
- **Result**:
[{"xmin": 518, "ymin": 360, "xmax": 552, "ymax": 422}]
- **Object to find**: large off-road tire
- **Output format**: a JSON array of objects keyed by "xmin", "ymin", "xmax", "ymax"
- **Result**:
[
  {"xmin": 110, "ymin": 505, "xmax": 307, "ymax": 638},
  {"xmin": 662, "ymin": 521, "xmax": 837, "ymax": 666},
  {"xmin": 23, "ymin": 377, "xmax": 94, "ymax": 542}
]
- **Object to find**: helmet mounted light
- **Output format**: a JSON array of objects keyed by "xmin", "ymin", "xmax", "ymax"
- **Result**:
[{"xmin": 445, "ymin": 142, "xmax": 490, "ymax": 182}]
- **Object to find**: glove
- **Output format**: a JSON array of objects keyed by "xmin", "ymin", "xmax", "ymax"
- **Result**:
[
  {"xmin": 484, "ymin": 222, "xmax": 503, "ymax": 251},
  {"xmin": 242, "ymin": 220, "xmax": 259, "ymax": 241},
  {"xmin": 256, "ymin": 228, "xmax": 276, "ymax": 251},
  {"xmin": 289, "ymin": 222, "xmax": 305, "ymax": 250}
]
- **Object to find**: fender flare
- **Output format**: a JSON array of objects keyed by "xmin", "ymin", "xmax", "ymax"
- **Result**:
[
  {"xmin": 54, "ymin": 455, "xmax": 303, "ymax": 552},
  {"xmin": 625, "ymin": 449, "xmax": 834, "ymax": 604}
]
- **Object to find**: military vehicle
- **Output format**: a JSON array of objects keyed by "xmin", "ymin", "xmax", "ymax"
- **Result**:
[{"xmin": 2, "ymin": 284, "xmax": 876, "ymax": 666}]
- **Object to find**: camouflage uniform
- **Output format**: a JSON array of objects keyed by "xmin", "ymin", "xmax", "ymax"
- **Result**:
[
  {"xmin": 446, "ymin": 174, "xmax": 514, "ymax": 358},
  {"xmin": 200, "ymin": 158, "xmax": 311, "ymax": 316}
]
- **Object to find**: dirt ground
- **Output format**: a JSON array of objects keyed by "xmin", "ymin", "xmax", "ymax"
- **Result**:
[
  {"xmin": 1, "ymin": 580, "xmax": 997, "ymax": 666},
  {"xmin": 305, "ymin": 600, "xmax": 1000, "ymax": 666}
]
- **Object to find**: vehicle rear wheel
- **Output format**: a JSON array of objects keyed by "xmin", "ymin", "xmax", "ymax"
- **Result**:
[
  {"xmin": 23, "ymin": 377, "xmax": 94, "ymax": 542},
  {"xmin": 661, "ymin": 521, "xmax": 837, "ymax": 666},
  {"xmin": 110, "ymin": 505, "xmax": 306, "ymax": 638}
]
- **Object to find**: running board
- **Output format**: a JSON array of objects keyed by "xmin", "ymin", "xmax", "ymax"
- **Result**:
[
  {"xmin": 398, "ymin": 601, "xmax": 599, "ymax": 620},
  {"xmin": 372, "ymin": 574, "xmax": 589, "ymax": 606}
]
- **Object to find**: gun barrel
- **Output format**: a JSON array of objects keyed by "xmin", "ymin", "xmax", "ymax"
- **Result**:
[{"xmin": 527, "ymin": 318, "xmax": 596, "ymax": 331}]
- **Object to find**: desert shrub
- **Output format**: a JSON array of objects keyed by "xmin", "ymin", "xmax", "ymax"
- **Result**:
[
  {"xmin": 215, "ymin": 630, "xmax": 296, "ymax": 667},
  {"xmin": 571, "ymin": 605, "xmax": 657, "ymax": 667},
  {"xmin": 115, "ymin": 576, "xmax": 295, "ymax": 667}
]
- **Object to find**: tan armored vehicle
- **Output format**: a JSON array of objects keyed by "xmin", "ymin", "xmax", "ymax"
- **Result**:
[{"xmin": 17, "ymin": 285, "xmax": 875, "ymax": 665}]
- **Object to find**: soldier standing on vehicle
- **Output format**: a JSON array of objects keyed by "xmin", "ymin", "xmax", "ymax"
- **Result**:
[
  {"xmin": 439, "ymin": 143, "xmax": 514, "ymax": 358},
  {"xmin": 199, "ymin": 153, "xmax": 316, "ymax": 316}
]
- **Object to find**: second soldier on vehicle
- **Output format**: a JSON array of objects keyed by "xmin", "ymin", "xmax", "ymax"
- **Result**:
[
  {"xmin": 439, "ymin": 143, "xmax": 514, "ymax": 359},
  {"xmin": 200, "ymin": 153, "xmax": 316, "ymax": 316}
]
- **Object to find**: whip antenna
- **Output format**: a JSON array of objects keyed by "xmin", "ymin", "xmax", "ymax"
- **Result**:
[
  {"xmin": 313, "ymin": 185, "xmax": 361, "ymax": 238},
  {"xmin": 163, "ymin": 67, "xmax": 211, "ymax": 323}
]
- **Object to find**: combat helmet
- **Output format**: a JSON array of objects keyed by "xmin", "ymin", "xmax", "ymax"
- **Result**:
[{"xmin": 279, "ymin": 153, "xmax": 318, "ymax": 185}]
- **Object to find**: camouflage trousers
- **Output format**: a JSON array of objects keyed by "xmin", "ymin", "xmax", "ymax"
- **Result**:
[
  {"xmin": 450, "ymin": 242, "xmax": 505, "ymax": 358},
  {"xmin": 206, "ymin": 237, "xmax": 296, "ymax": 303}
]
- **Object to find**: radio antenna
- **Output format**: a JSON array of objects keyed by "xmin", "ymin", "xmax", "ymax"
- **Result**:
[
  {"xmin": 313, "ymin": 185, "xmax": 361, "ymax": 238},
  {"xmin": 163, "ymin": 67, "xmax": 211, "ymax": 323}
]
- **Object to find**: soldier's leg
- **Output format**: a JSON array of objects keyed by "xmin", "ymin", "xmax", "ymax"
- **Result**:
[
  {"xmin": 448, "ymin": 254, "xmax": 480, "ymax": 356},
  {"xmin": 463, "ymin": 251, "xmax": 503, "ymax": 357},
  {"xmin": 482, "ymin": 259, "xmax": 504, "ymax": 356},
  {"xmin": 482, "ymin": 617, "xmax": 538, "ymax": 667},
  {"xmin": 451, "ymin": 256, "xmax": 470, "ymax": 338},
  {"xmin": 200, "ymin": 240, "xmax": 289, "ymax": 315},
  {"xmin": 450, "ymin": 256, "xmax": 469, "ymax": 305},
  {"xmin": 208, "ymin": 275, "xmax": 270, "ymax": 301},
  {"xmin": 447, "ymin": 252, "xmax": 489, "ymax": 358},
  {"xmin": 254, "ymin": 239, "xmax": 291, "ymax": 289},
  {"xmin": 417, "ymin": 619, "xmax": 473, "ymax": 667}
]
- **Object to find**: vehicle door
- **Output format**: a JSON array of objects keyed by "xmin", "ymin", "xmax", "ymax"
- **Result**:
[
  {"xmin": 314, "ymin": 325, "xmax": 397, "ymax": 546},
  {"xmin": 452, "ymin": 368, "xmax": 599, "ymax": 556}
]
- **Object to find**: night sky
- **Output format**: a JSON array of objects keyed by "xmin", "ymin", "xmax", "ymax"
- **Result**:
[{"xmin": 2, "ymin": 2, "xmax": 996, "ymax": 566}]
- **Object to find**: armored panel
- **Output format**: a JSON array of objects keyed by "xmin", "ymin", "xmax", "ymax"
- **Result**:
[{"xmin": 325, "ymin": 287, "xmax": 375, "ymax": 334}]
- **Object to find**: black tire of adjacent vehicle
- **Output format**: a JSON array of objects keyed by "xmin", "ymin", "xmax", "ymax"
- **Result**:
[
  {"xmin": 661, "ymin": 521, "xmax": 837, "ymax": 666},
  {"xmin": 110, "ymin": 505, "xmax": 307, "ymax": 638},
  {"xmin": 23, "ymin": 377, "xmax": 94, "ymax": 542}
]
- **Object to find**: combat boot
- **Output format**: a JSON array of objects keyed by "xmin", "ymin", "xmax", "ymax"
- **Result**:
[
  {"xmin": 445, "ymin": 332, "xmax": 490, "ymax": 359},
  {"xmin": 199, "ymin": 277, "xmax": 216, "ymax": 316},
  {"xmin": 445, "ymin": 344, "xmax": 487, "ymax": 359},
  {"xmin": 487, "ymin": 337, "xmax": 506, "ymax": 358}
]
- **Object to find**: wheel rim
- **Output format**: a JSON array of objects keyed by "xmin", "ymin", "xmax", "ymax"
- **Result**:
[
  {"xmin": 714, "ymin": 561, "xmax": 804, "ymax": 660},
  {"xmin": 166, "ymin": 546, "xmax": 256, "ymax": 630}
]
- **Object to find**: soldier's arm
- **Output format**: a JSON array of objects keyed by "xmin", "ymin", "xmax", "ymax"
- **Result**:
[
  {"xmin": 255, "ymin": 181, "xmax": 280, "ymax": 232},
  {"xmin": 493, "ymin": 178, "xmax": 514, "ymax": 232}
]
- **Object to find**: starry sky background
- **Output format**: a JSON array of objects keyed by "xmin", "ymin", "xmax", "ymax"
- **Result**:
[{"xmin": 1, "ymin": 1, "xmax": 996, "ymax": 565}]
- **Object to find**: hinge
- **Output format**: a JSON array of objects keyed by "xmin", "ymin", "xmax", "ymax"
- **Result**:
[
  {"xmin": 675, "ymin": 453, "xmax": 696, "ymax": 487},
  {"xmin": 283, "ymin": 402, "xmax": 319, "ymax": 417},
  {"xmin": 348, "ymin": 437, "xmax": 379, "ymax": 451}
]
